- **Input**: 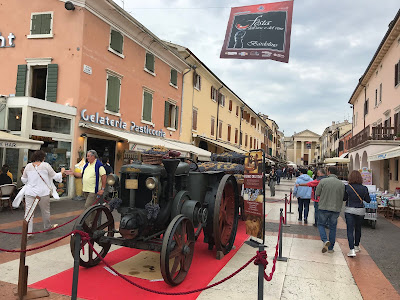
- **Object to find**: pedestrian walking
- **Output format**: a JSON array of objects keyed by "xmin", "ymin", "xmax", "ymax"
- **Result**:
[
  {"xmin": 293, "ymin": 168, "xmax": 312, "ymax": 223},
  {"xmin": 269, "ymin": 168, "xmax": 278, "ymax": 197},
  {"xmin": 288, "ymin": 167, "xmax": 293, "ymax": 180},
  {"xmin": 297, "ymin": 168, "xmax": 327, "ymax": 226},
  {"xmin": 276, "ymin": 168, "xmax": 282, "ymax": 185},
  {"xmin": 343, "ymin": 170, "xmax": 371, "ymax": 257},
  {"xmin": 307, "ymin": 166, "xmax": 313, "ymax": 178},
  {"xmin": 315, "ymin": 166, "xmax": 345, "ymax": 253},
  {"xmin": 20, "ymin": 150, "xmax": 65, "ymax": 236},
  {"xmin": 66, "ymin": 150, "xmax": 107, "ymax": 210}
]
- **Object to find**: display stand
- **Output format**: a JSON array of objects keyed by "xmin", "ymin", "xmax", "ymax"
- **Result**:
[{"xmin": 15, "ymin": 197, "xmax": 49, "ymax": 300}]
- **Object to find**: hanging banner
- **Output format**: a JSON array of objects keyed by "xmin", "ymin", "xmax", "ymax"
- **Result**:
[
  {"xmin": 359, "ymin": 167, "xmax": 372, "ymax": 185},
  {"xmin": 220, "ymin": 1, "xmax": 294, "ymax": 63},
  {"xmin": 243, "ymin": 150, "xmax": 264, "ymax": 240}
]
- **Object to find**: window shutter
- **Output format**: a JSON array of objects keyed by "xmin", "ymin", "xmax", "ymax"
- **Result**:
[
  {"xmin": 229, "ymin": 100, "xmax": 232, "ymax": 111},
  {"xmin": 170, "ymin": 69, "xmax": 177, "ymax": 86},
  {"xmin": 164, "ymin": 101, "xmax": 170, "ymax": 127},
  {"xmin": 41, "ymin": 14, "xmax": 52, "ymax": 34},
  {"xmin": 143, "ymin": 92, "xmax": 152, "ymax": 122},
  {"xmin": 236, "ymin": 106, "xmax": 239, "ymax": 116},
  {"xmin": 31, "ymin": 14, "xmax": 42, "ymax": 35},
  {"xmin": 110, "ymin": 30, "xmax": 123, "ymax": 54},
  {"xmin": 192, "ymin": 109, "xmax": 197, "ymax": 130},
  {"xmin": 395, "ymin": 63, "xmax": 399, "ymax": 87},
  {"xmin": 146, "ymin": 53, "xmax": 154, "ymax": 72},
  {"xmin": 211, "ymin": 86, "xmax": 213, "ymax": 99},
  {"xmin": 106, "ymin": 75, "xmax": 120, "ymax": 112},
  {"xmin": 193, "ymin": 71, "xmax": 197, "ymax": 87},
  {"xmin": 46, "ymin": 64, "xmax": 58, "ymax": 102},
  {"xmin": 15, "ymin": 65, "xmax": 27, "ymax": 96},
  {"xmin": 175, "ymin": 106, "xmax": 179, "ymax": 129},
  {"xmin": 211, "ymin": 118, "xmax": 215, "ymax": 136}
]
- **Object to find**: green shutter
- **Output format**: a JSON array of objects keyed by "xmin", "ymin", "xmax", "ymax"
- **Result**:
[
  {"xmin": 170, "ymin": 69, "xmax": 177, "ymax": 86},
  {"xmin": 41, "ymin": 14, "xmax": 52, "ymax": 34},
  {"xmin": 175, "ymin": 106, "xmax": 179, "ymax": 129},
  {"xmin": 46, "ymin": 64, "xmax": 58, "ymax": 102},
  {"xmin": 110, "ymin": 30, "xmax": 123, "ymax": 54},
  {"xmin": 15, "ymin": 65, "xmax": 27, "ymax": 96},
  {"xmin": 143, "ymin": 92, "xmax": 152, "ymax": 122},
  {"xmin": 31, "ymin": 14, "xmax": 42, "ymax": 35},
  {"xmin": 106, "ymin": 75, "xmax": 120, "ymax": 112},
  {"xmin": 164, "ymin": 101, "xmax": 170, "ymax": 127},
  {"xmin": 146, "ymin": 53, "xmax": 154, "ymax": 72}
]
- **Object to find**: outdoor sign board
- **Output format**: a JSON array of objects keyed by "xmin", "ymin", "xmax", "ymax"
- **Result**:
[
  {"xmin": 243, "ymin": 150, "xmax": 265, "ymax": 241},
  {"xmin": 220, "ymin": 1, "xmax": 294, "ymax": 62},
  {"xmin": 359, "ymin": 167, "xmax": 372, "ymax": 185}
]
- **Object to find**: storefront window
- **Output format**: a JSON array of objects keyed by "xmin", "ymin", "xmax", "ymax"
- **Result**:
[
  {"xmin": 8, "ymin": 108, "xmax": 22, "ymax": 131},
  {"xmin": 32, "ymin": 112, "xmax": 71, "ymax": 134}
]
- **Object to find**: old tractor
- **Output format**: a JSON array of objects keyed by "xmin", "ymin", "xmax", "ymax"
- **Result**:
[{"xmin": 70, "ymin": 158, "xmax": 239, "ymax": 285}]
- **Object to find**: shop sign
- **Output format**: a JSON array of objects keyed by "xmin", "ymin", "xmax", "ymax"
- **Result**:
[
  {"xmin": 0, "ymin": 32, "xmax": 15, "ymax": 48},
  {"xmin": 31, "ymin": 135, "xmax": 54, "ymax": 142},
  {"xmin": 0, "ymin": 141, "xmax": 17, "ymax": 148},
  {"xmin": 81, "ymin": 109, "xmax": 166, "ymax": 138}
]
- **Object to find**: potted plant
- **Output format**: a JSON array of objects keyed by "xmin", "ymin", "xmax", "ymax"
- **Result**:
[{"xmin": 395, "ymin": 133, "xmax": 400, "ymax": 140}]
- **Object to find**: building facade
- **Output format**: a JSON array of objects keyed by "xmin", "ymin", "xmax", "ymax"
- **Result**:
[
  {"xmin": 319, "ymin": 120, "xmax": 352, "ymax": 161},
  {"xmin": 348, "ymin": 9, "xmax": 400, "ymax": 192},
  {"xmin": 285, "ymin": 130, "xmax": 320, "ymax": 166}
]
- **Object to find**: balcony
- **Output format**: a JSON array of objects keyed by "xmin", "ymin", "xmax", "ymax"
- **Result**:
[{"xmin": 349, "ymin": 125, "xmax": 398, "ymax": 149}]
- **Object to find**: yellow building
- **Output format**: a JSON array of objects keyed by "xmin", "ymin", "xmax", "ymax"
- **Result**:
[
  {"xmin": 260, "ymin": 115, "xmax": 279, "ymax": 157},
  {"xmin": 167, "ymin": 43, "xmax": 269, "ymax": 155}
]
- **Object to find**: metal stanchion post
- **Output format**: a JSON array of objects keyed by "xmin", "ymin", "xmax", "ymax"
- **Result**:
[
  {"xmin": 71, "ymin": 225, "xmax": 83, "ymax": 300},
  {"xmin": 283, "ymin": 195, "xmax": 290, "ymax": 227},
  {"xmin": 288, "ymin": 188, "xmax": 293, "ymax": 214},
  {"xmin": 277, "ymin": 208, "xmax": 288, "ymax": 262},
  {"xmin": 257, "ymin": 244, "xmax": 264, "ymax": 300}
]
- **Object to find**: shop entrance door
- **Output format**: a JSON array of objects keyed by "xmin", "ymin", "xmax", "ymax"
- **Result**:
[{"xmin": 87, "ymin": 138, "xmax": 116, "ymax": 170}]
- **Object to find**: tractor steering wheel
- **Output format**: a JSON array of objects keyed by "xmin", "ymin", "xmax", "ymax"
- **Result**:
[{"xmin": 184, "ymin": 158, "xmax": 199, "ymax": 171}]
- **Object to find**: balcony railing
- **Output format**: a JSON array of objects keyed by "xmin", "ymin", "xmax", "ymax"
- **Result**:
[{"xmin": 349, "ymin": 125, "xmax": 398, "ymax": 149}]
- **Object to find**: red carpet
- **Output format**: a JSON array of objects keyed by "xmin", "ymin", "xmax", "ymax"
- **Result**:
[{"xmin": 31, "ymin": 222, "xmax": 248, "ymax": 300}]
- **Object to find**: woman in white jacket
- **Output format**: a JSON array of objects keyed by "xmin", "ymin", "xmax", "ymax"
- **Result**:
[{"xmin": 21, "ymin": 150, "xmax": 65, "ymax": 236}]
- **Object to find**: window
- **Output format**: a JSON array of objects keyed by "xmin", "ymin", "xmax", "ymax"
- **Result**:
[
  {"xmin": 227, "ymin": 125, "xmax": 231, "ymax": 141},
  {"xmin": 364, "ymin": 99, "xmax": 369, "ymax": 115},
  {"xmin": 229, "ymin": 100, "xmax": 232, "ymax": 112},
  {"xmin": 142, "ymin": 90, "xmax": 153, "ymax": 123},
  {"xmin": 194, "ymin": 73, "xmax": 201, "ymax": 90},
  {"xmin": 106, "ymin": 72, "xmax": 122, "ymax": 114},
  {"xmin": 211, "ymin": 86, "xmax": 218, "ymax": 101},
  {"xmin": 192, "ymin": 108, "xmax": 198, "ymax": 131},
  {"xmin": 211, "ymin": 117, "xmax": 215, "ymax": 136},
  {"xmin": 170, "ymin": 69, "xmax": 178, "ymax": 87},
  {"xmin": 379, "ymin": 83, "xmax": 382, "ymax": 102},
  {"xmin": 240, "ymin": 131, "xmax": 243, "ymax": 145},
  {"xmin": 235, "ymin": 128, "xmax": 238, "ymax": 144},
  {"xmin": 8, "ymin": 108, "xmax": 22, "ymax": 131},
  {"xmin": 395, "ymin": 159, "xmax": 399, "ymax": 181},
  {"xmin": 164, "ymin": 101, "xmax": 179, "ymax": 129},
  {"xmin": 250, "ymin": 137, "xmax": 253, "ymax": 148},
  {"xmin": 15, "ymin": 60, "xmax": 58, "ymax": 102},
  {"xmin": 145, "ymin": 53, "xmax": 155, "ymax": 74},
  {"xmin": 32, "ymin": 112, "xmax": 71, "ymax": 134},
  {"xmin": 236, "ymin": 106, "xmax": 239, "ymax": 116},
  {"xmin": 218, "ymin": 121, "xmax": 223, "ymax": 138},
  {"xmin": 395, "ymin": 61, "xmax": 400, "ymax": 87},
  {"xmin": 109, "ymin": 29, "xmax": 124, "ymax": 56},
  {"xmin": 28, "ymin": 12, "xmax": 53, "ymax": 38},
  {"xmin": 245, "ymin": 134, "xmax": 248, "ymax": 147},
  {"xmin": 218, "ymin": 93, "xmax": 225, "ymax": 107}
]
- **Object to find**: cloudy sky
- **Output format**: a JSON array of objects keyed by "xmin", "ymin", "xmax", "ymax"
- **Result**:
[{"xmin": 114, "ymin": 0, "xmax": 399, "ymax": 136}]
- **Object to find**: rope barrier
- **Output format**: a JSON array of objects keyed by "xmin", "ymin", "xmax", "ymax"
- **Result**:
[
  {"xmin": 0, "ymin": 230, "xmax": 89, "ymax": 253},
  {"xmin": 0, "ymin": 215, "xmax": 80, "ymax": 235}
]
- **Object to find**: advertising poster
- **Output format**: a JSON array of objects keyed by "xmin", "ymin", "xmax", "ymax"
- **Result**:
[
  {"xmin": 243, "ymin": 151, "xmax": 264, "ymax": 239},
  {"xmin": 359, "ymin": 167, "xmax": 372, "ymax": 185},
  {"xmin": 220, "ymin": 1, "xmax": 294, "ymax": 62}
]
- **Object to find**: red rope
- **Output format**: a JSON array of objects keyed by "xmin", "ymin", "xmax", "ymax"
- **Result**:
[
  {"xmin": 0, "ymin": 215, "xmax": 80, "ymax": 235},
  {"xmin": 0, "ymin": 230, "xmax": 89, "ymax": 253}
]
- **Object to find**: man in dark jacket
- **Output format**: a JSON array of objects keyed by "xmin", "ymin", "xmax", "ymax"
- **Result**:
[{"xmin": 315, "ymin": 167, "xmax": 345, "ymax": 253}]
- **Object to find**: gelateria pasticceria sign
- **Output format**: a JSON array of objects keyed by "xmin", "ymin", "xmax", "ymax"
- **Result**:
[
  {"xmin": 220, "ymin": 1, "xmax": 294, "ymax": 63},
  {"xmin": 80, "ymin": 109, "xmax": 166, "ymax": 138}
]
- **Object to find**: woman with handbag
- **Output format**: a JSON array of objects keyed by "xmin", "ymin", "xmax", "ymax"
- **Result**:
[
  {"xmin": 343, "ymin": 170, "xmax": 371, "ymax": 257},
  {"xmin": 21, "ymin": 150, "xmax": 65, "ymax": 237}
]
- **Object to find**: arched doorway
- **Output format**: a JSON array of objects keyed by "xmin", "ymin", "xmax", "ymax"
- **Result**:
[
  {"xmin": 349, "ymin": 155, "xmax": 354, "ymax": 171},
  {"xmin": 355, "ymin": 153, "xmax": 360, "ymax": 171},
  {"xmin": 361, "ymin": 151, "xmax": 368, "ymax": 168}
]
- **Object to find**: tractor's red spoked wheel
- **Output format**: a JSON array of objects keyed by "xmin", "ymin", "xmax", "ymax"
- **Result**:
[
  {"xmin": 70, "ymin": 205, "xmax": 115, "ymax": 268},
  {"xmin": 213, "ymin": 175, "xmax": 239, "ymax": 255},
  {"xmin": 161, "ymin": 215, "xmax": 195, "ymax": 286}
]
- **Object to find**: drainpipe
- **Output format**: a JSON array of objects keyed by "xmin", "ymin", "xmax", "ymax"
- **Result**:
[
  {"xmin": 215, "ymin": 86, "xmax": 223, "ymax": 142},
  {"xmin": 179, "ymin": 66, "xmax": 193, "ymax": 137}
]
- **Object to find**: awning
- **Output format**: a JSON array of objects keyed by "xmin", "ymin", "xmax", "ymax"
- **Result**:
[
  {"xmin": 0, "ymin": 131, "xmax": 43, "ymax": 150},
  {"xmin": 368, "ymin": 146, "xmax": 400, "ymax": 162},
  {"xmin": 80, "ymin": 123, "xmax": 211, "ymax": 161},
  {"xmin": 196, "ymin": 135, "xmax": 247, "ymax": 154},
  {"xmin": 324, "ymin": 157, "xmax": 350, "ymax": 164},
  {"xmin": 339, "ymin": 152, "xmax": 349, "ymax": 158}
]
